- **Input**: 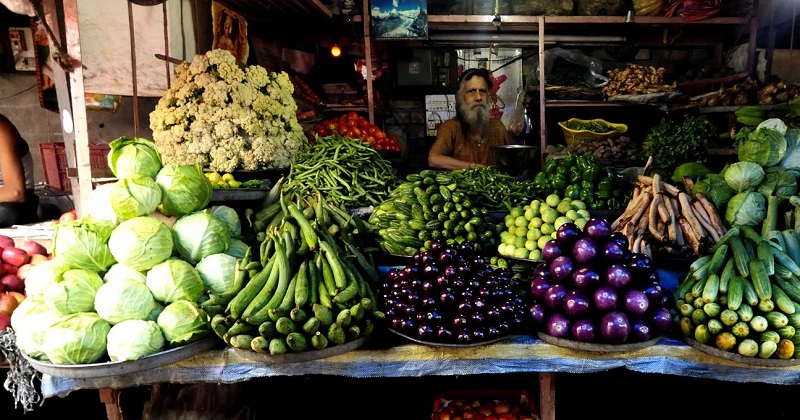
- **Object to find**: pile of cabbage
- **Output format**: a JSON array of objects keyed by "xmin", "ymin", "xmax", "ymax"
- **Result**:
[
  {"xmin": 10, "ymin": 138, "xmax": 247, "ymax": 364},
  {"xmin": 691, "ymin": 118, "xmax": 800, "ymax": 228}
]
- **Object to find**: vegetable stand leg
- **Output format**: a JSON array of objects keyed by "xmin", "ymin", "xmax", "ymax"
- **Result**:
[
  {"xmin": 539, "ymin": 372, "xmax": 555, "ymax": 420},
  {"xmin": 98, "ymin": 388, "xmax": 123, "ymax": 420}
]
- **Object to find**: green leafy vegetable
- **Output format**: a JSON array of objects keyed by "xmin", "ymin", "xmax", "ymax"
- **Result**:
[
  {"xmin": 724, "ymin": 161, "xmax": 765, "ymax": 193},
  {"xmin": 106, "ymin": 320, "xmax": 165, "ymax": 362},
  {"xmin": 738, "ymin": 127, "xmax": 787, "ymax": 167},
  {"xmin": 145, "ymin": 258, "xmax": 205, "ymax": 304},
  {"xmin": 108, "ymin": 216, "xmax": 174, "ymax": 272},
  {"xmin": 94, "ymin": 278, "xmax": 158, "ymax": 325},
  {"xmin": 155, "ymin": 163, "xmax": 213, "ymax": 217},
  {"xmin": 156, "ymin": 300, "xmax": 211, "ymax": 346},
  {"xmin": 108, "ymin": 137, "xmax": 163, "ymax": 180},
  {"xmin": 725, "ymin": 191, "xmax": 766, "ymax": 226},
  {"xmin": 43, "ymin": 268, "xmax": 104, "ymax": 316},
  {"xmin": 53, "ymin": 218, "xmax": 117, "ymax": 273},
  {"xmin": 171, "ymin": 210, "xmax": 231, "ymax": 265},
  {"xmin": 42, "ymin": 312, "xmax": 111, "ymax": 364},
  {"xmin": 692, "ymin": 174, "xmax": 734, "ymax": 210}
]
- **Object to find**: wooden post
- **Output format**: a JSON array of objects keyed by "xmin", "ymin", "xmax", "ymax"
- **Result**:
[
  {"xmin": 538, "ymin": 372, "xmax": 556, "ymax": 420},
  {"xmin": 98, "ymin": 388, "xmax": 123, "ymax": 420}
]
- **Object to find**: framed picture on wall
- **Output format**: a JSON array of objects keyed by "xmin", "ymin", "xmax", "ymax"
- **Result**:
[{"xmin": 369, "ymin": 0, "xmax": 428, "ymax": 41}]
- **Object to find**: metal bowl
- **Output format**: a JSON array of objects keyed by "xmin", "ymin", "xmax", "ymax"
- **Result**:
[{"xmin": 491, "ymin": 145, "xmax": 538, "ymax": 176}]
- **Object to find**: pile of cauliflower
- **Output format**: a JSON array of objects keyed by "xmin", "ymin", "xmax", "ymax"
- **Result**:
[{"xmin": 149, "ymin": 49, "xmax": 307, "ymax": 173}]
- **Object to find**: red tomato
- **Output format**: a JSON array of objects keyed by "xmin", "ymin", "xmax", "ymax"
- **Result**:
[
  {"xmin": 364, "ymin": 135, "xmax": 375, "ymax": 145},
  {"xmin": 350, "ymin": 127, "xmax": 362, "ymax": 138},
  {"xmin": 347, "ymin": 111, "xmax": 359, "ymax": 121},
  {"xmin": 367, "ymin": 126, "xmax": 378, "ymax": 135},
  {"xmin": 375, "ymin": 130, "xmax": 386, "ymax": 139},
  {"xmin": 358, "ymin": 119, "xmax": 370, "ymax": 130},
  {"xmin": 340, "ymin": 115, "xmax": 349, "ymax": 124},
  {"xmin": 59, "ymin": 210, "xmax": 77, "ymax": 223},
  {"xmin": 326, "ymin": 122, "xmax": 338, "ymax": 131},
  {"xmin": 317, "ymin": 127, "xmax": 328, "ymax": 136},
  {"xmin": 344, "ymin": 129, "xmax": 358, "ymax": 138},
  {"xmin": 338, "ymin": 124, "xmax": 348, "ymax": 134}
]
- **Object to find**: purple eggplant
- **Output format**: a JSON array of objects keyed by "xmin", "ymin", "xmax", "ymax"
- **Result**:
[
  {"xmin": 600, "ymin": 311, "xmax": 630, "ymax": 344},
  {"xmin": 624, "ymin": 289, "xmax": 650, "ymax": 316},
  {"xmin": 584, "ymin": 218, "xmax": 612, "ymax": 241},
  {"xmin": 546, "ymin": 312, "xmax": 572, "ymax": 338},
  {"xmin": 571, "ymin": 319, "xmax": 598, "ymax": 342},
  {"xmin": 594, "ymin": 285, "xmax": 619, "ymax": 312},
  {"xmin": 573, "ymin": 266, "xmax": 601, "ymax": 290},
  {"xmin": 573, "ymin": 237, "xmax": 600, "ymax": 265}
]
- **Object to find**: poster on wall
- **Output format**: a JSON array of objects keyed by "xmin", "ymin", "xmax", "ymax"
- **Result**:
[
  {"xmin": 457, "ymin": 48, "xmax": 523, "ymax": 130},
  {"xmin": 32, "ymin": 17, "xmax": 57, "ymax": 112},
  {"xmin": 211, "ymin": 1, "xmax": 249, "ymax": 63},
  {"xmin": 369, "ymin": 0, "xmax": 428, "ymax": 40}
]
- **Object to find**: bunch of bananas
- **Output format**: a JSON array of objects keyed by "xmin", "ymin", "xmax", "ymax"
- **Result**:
[{"xmin": 735, "ymin": 106, "xmax": 766, "ymax": 127}]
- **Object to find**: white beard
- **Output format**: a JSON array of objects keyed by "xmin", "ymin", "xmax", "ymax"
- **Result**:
[{"xmin": 457, "ymin": 101, "xmax": 490, "ymax": 135}]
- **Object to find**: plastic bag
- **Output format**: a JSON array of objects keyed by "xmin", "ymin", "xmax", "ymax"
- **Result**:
[
  {"xmin": 534, "ymin": 48, "xmax": 609, "ymax": 88},
  {"xmin": 507, "ymin": 88, "xmax": 527, "ymax": 136}
]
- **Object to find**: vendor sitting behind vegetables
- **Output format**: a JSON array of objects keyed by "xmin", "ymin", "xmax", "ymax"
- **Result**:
[{"xmin": 428, "ymin": 68, "xmax": 513, "ymax": 170}]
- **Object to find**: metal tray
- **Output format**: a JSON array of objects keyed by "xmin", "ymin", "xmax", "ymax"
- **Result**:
[
  {"xmin": 22, "ymin": 336, "xmax": 218, "ymax": 378},
  {"xmin": 388, "ymin": 327, "xmax": 514, "ymax": 348},
  {"xmin": 538, "ymin": 332, "xmax": 661, "ymax": 353},
  {"xmin": 233, "ymin": 336, "xmax": 368, "ymax": 363},
  {"xmin": 682, "ymin": 336, "xmax": 800, "ymax": 367}
]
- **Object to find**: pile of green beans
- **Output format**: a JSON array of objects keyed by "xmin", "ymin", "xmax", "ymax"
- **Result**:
[
  {"xmin": 283, "ymin": 135, "xmax": 402, "ymax": 208},
  {"xmin": 451, "ymin": 167, "xmax": 538, "ymax": 210}
]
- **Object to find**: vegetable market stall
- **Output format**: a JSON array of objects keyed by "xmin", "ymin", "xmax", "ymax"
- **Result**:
[{"xmin": 33, "ymin": 334, "xmax": 800, "ymax": 420}]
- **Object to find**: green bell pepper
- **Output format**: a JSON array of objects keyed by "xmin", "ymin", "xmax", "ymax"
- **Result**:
[
  {"xmin": 565, "ymin": 184, "xmax": 581, "ymax": 200},
  {"xmin": 544, "ymin": 159, "xmax": 558, "ymax": 174},
  {"xmin": 550, "ymin": 174, "xmax": 567, "ymax": 191},
  {"xmin": 598, "ymin": 177, "xmax": 614, "ymax": 193}
]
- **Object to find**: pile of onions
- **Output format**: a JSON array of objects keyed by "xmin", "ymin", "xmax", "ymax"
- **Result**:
[{"xmin": 528, "ymin": 219, "xmax": 674, "ymax": 344}]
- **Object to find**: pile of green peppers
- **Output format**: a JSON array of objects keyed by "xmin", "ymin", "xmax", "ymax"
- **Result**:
[{"xmin": 532, "ymin": 153, "xmax": 633, "ymax": 210}]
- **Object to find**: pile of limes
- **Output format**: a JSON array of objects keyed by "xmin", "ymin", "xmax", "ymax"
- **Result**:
[
  {"xmin": 205, "ymin": 171, "xmax": 242, "ymax": 189},
  {"xmin": 497, "ymin": 194, "xmax": 591, "ymax": 261}
]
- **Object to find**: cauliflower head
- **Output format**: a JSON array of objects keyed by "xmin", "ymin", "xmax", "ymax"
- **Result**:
[{"xmin": 149, "ymin": 49, "xmax": 307, "ymax": 172}]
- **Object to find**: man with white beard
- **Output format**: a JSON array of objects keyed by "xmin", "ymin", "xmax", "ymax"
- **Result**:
[{"xmin": 428, "ymin": 68, "xmax": 514, "ymax": 170}]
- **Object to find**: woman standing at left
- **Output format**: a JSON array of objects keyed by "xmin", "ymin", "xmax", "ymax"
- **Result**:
[{"xmin": 0, "ymin": 113, "xmax": 38, "ymax": 227}]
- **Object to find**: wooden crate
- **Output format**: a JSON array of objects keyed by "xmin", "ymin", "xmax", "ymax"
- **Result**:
[{"xmin": 39, "ymin": 142, "xmax": 112, "ymax": 194}]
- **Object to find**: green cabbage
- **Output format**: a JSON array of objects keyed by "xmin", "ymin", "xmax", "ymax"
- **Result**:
[
  {"xmin": 738, "ymin": 127, "xmax": 787, "ymax": 167},
  {"xmin": 724, "ymin": 161, "xmax": 765, "ymax": 193},
  {"xmin": 94, "ymin": 278, "xmax": 157, "ymax": 325},
  {"xmin": 725, "ymin": 191, "xmax": 766, "ymax": 227},
  {"xmin": 194, "ymin": 253, "xmax": 237, "ymax": 296},
  {"xmin": 52, "ymin": 218, "xmax": 117, "ymax": 273},
  {"xmin": 145, "ymin": 258, "xmax": 205, "ymax": 304},
  {"xmin": 209, "ymin": 205, "xmax": 241, "ymax": 239},
  {"xmin": 779, "ymin": 128, "xmax": 800, "ymax": 170},
  {"xmin": 156, "ymin": 300, "xmax": 211, "ymax": 346},
  {"xmin": 108, "ymin": 216, "xmax": 174, "ymax": 272},
  {"xmin": 108, "ymin": 137, "xmax": 163, "ymax": 180},
  {"xmin": 757, "ymin": 118, "xmax": 788, "ymax": 135},
  {"xmin": 692, "ymin": 174, "xmax": 735, "ymax": 210},
  {"xmin": 103, "ymin": 263, "xmax": 147, "ymax": 284},
  {"xmin": 41, "ymin": 312, "xmax": 111, "ymax": 364},
  {"xmin": 85, "ymin": 184, "xmax": 119, "ymax": 226},
  {"xmin": 109, "ymin": 175, "xmax": 163, "ymax": 221},
  {"xmin": 225, "ymin": 238, "xmax": 249, "ymax": 259},
  {"xmin": 156, "ymin": 164, "xmax": 213, "ymax": 217},
  {"xmin": 24, "ymin": 258, "xmax": 71, "ymax": 301},
  {"xmin": 43, "ymin": 268, "xmax": 104, "ymax": 316},
  {"xmin": 10, "ymin": 299, "xmax": 61, "ymax": 360},
  {"xmin": 106, "ymin": 320, "xmax": 165, "ymax": 362},
  {"xmin": 171, "ymin": 210, "xmax": 230, "ymax": 264},
  {"xmin": 758, "ymin": 168, "xmax": 798, "ymax": 198},
  {"xmin": 147, "ymin": 302, "xmax": 165, "ymax": 322}
]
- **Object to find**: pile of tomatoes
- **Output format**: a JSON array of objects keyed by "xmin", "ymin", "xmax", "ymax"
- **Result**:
[{"xmin": 307, "ymin": 111, "xmax": 401, "ymax": 152}]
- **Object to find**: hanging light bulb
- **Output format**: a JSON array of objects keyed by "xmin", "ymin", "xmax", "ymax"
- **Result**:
[{"xmin": 331, "ymin": 44, "xmax": 342, "ymax": 58}]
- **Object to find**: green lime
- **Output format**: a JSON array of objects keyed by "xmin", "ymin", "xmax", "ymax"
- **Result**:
[
  {"xmin": 510, "ymin": 207, "xmax": 524, "ymax": 218},
  {"xmin": 554, "ymin": 216, "xmax": 573, "ymax": 231},
  {"xmin": 514, "ymin": 216, "xmax": 528, "ymax": 228},
  {"xmin": 524, "ymin": 207, "xmax": 539, "ymax": 220},
  {"xmin": 497, "ymin": 243, "xmax": 508, "ymax": 256},
  {"xmin": 566, "ymin": 210, "xmax": 579, "ymax": 221},
  {"xmin": 542, "ymin": 208, "xmax": 558, "ymax": 224},
  {"xmin": 503, "ymin": 233, "xmax": 516, "ymax": 246},
  {"xmin": 575, "ymin": 218, "xmax": 588, "ymax": 230},
  {"xmin": 505, "ymin": 215, "xmax": 516, "ymax": 228},
  {"xmin": 525, "ymin": 239, "xmax": 537, "ymax": 251},
  {"xmin": 577, "ymin": 209, "xmax": 591, "ymax": 220},
  {"xmin": 545, "ymin": 194, "xmax": 560, "ymax": 207},
  {"xmin": 513, "ymin": 236, "xmax": 526, "ymax": 249},
  {"xmin": 537, "ymin": 236, "xmax": 551, "ymax": 250},
  {"xmin": 514, "ymin": 226, "xmax": 528, "ymax": 238},
  {"xmin": 557, "ymin": 200, "xmax": 572, "ymax": 214},
  {"xmin": 529, "ymin": 249, "xmax": 543, "ymax": 261},
  {"xmin": 529, "ymin": 199, "xmax": 541, "ymax": 212},
  {"xmin": 571, "ymin": 200, "xmax": 587, "ymax": 211},
  {"xmin": 541, "ymin": 222, "xmax": 554, "ymax": 235},
  {"xmin": 529, "ymin": 217, "xmax": 544, "ymax": 229},
  {"xmin": 514, "ymin": 247, "xmax": 530, "ymax": 259},
  {"xmin": 527, "ymin": 228, "xmax": 542, "ymax": 241}
]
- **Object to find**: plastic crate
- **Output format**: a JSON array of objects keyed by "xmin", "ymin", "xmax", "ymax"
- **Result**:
[
  {"xmin": 558, "ymin": 118, "xmax": 628, "ymax": 146},
  {"xmin": 39, "ymin": 142, "xmax": 111, "ymax": 194}
]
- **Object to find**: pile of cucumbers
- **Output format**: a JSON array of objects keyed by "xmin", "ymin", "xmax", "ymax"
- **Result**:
[
  {"xmin": 369, "ymin": 170, "xmax": 503, "ymax": 256},
  {"xmin": 675, "ymin": 225, "xmax": 800, "ymax": 359},
  {"xmin": 213, "ymin": 187, "xmax": 384, "ymax": 355}
]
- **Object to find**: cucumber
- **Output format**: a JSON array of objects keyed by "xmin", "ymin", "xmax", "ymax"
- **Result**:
[
  {"xmin": 783, "ymin": 229, "xmax": 800, "ymax": 264},
  {"xmin": 771, "ymin": 285, "xmax": 796, "ymax": 315},
  {"xmin": 706, "ymin": 244, "xmax": 729, "ymax": 275},
  {"xmin": 715, "ymin": 332, "xmax": 737, "ymax": 352},
  {"xmin": 777, "ymin": 325, "xmax": 796, "ymax": 340},
  {"xmin": 766, "ymin": 311, "xmax": 790, "ymax": 329},
  {"xmin": 759, "ymin": 340, "xmax": 778, "ymax": 358},
  {"xmin": 737, "ymin": 303, "xmax": 754, "ymax": 322},
  {"xmin": 702, "ymin": 274, "xmax": 720, "ymax": 304},
  {"xmin": 732, "ymin": 321, "xmax": 750, "ymax": 339},
  {"xmin": 741, "ymin": 278, "xmax": 760, "ymax": 306},
  {"xmin": 285, "ymin": 332, "xmax": 309, "ymax": 352},
  {"xmin": 749, "ymin": 259, "xmax": 773, "ymax": 302},
  {"xmin": 773, "ymin": 247, "xmax": 800, "ymax": 277},
  {"xmin": 729, "ymin": 236, "xmax": 750, "ymax": 277},
  {"xmin": 737, "ymin": 338, "xmax": 759, "ymax": 357},
  {"xmin": 750, "ymin": 315, "xmax": 769, "ymax": 333},
  {"xmin": 757, "ymin": 240, "xmax": 775, "ymax": 276},
  {"xmin": 720, "ymin": 308, "xmax": 739, "ymax": 327},
  {"xmin": 726, "ymin": 275, "xmax": 744, "ymax": 311},
  {"xmin": 760, "ymin": 330, "xmax": 781, "ymax": 344},
  {"xmin": 719, "ymin": 258, "xmax": 736, "ymax": 294}
]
